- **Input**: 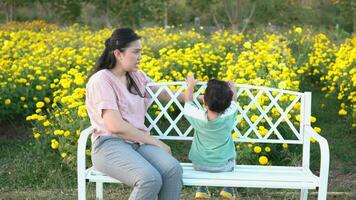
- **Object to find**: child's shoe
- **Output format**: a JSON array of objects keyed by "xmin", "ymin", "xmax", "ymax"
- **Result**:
[
  {"xmin": 195, "ymin": 186, "xmax": 211, "ymax": 199},
  {"xmin": 219, "ymin": 187, "xmax": 236, "ymax": 200}
]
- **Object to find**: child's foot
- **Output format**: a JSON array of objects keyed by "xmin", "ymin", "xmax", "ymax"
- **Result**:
[
  {"xmin": 195, "ymin": 186, "xmax": 211, "ymax": 199},
  {"xmin": 219, "ymin": 187, "xmax": 236, "ymax": 200}
]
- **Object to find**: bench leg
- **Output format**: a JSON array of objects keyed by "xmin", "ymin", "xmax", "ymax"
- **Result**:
[
  {"xmin": 300, "ymin": 189, "xmax": 308, "ymax": 200},
  {"xmin": 317, "ymin": 185, "xmax": 327, "ymax": 200},
  {"xmin": 78, "ymin": 178, "xmax": 86, "ymax": 200},
  {"xmin": 96, "ymin": 182, "xmax": 104, "ymax": 200}
]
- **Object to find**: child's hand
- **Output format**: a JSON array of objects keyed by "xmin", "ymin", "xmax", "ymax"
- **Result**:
[
  {"xmin": 227, "ymin": 80, "xmax": 235, "ymax": 89},
  {"xmin": 185, "ymin": 74, "xmax": 198, "ymax": 102},
  {"xmin": 197, "ymin": 95, "xmax": 204, "ymax": 104},
  {"xmin": 227, "ymin": 80, "xmax": 237, "ymax": 101},
  {"xmin": 186, "ymin": 74, "xmax": 198, "ymax": 88}
]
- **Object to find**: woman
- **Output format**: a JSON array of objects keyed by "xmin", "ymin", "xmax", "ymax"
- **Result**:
[{"xmin": 86, "ymin": 28, "xmax": 183, "ymax": 200}]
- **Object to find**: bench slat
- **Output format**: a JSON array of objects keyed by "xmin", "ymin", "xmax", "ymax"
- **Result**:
[
  {"xmin": 86, "ymin": 163, "xmax": 319, "ymax": 189},
  {"xmin": 182, "ymin": 179, "xmax": 317, "ymax": 189}
]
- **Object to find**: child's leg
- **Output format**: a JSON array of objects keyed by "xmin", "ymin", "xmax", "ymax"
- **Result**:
[
  {"xmin": 195, "ymin": 186, "xmax": 211, "ymax": 199},
  {"xmin": 193, "ymin": 160, "xmax": 236, "ymax": 199},
  {"xmin": 219, "ymin": 160, "xmax": 238, "ymax": 200},
  {"xmin": 192, "ymin": 165, "xmax": 211, "ymax": 199},
  {"xmin": 220, "ymin": 187, "xmax": 236, "ymax": 200}
]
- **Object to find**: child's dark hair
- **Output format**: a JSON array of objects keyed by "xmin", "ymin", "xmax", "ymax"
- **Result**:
[
  {"xmin": 204, "ymin": 79, "xmax": 233, "ymax": 113},
  {"xmin": 92, "ymin": 28, "xmax": 144, "ymax": 97}
]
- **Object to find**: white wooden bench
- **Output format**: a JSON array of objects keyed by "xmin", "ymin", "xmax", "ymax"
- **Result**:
[{"xmin": 77, "ymin": 82, "xmax": 329, "ymax": 200}]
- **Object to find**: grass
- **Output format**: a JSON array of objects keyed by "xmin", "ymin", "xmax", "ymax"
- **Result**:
[
  {"xmin": 0, "ymin": 186, "xmax": 354, "ymax": 200},
  {"xmin": 0, "ymin": 87, "xmax": 355, "ymax": 199},
  {"xmin": 0, "ymin": 135, "xmax": 77, "ymax": 191}
]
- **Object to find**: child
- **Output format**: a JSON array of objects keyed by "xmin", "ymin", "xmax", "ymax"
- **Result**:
[{"xmin": 183, "ymin": 74, "xmax": 238, "ymax": 200}]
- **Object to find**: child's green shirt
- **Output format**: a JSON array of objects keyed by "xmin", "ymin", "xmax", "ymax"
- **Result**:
[{"xmin": 183, "ymin": 100, "xmax": 238, "ymax": 167}]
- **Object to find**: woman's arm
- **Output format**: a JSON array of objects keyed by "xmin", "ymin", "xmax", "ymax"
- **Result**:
[
  {"xmin": 148, "ymin": 86, "xmax": 185, "ymax": 103},
  {"xmin": 148, "ymin": 81, "xmax": 203, "ymax": 104},
  {"xmin": 102, "ymin": 109, "xmax": 171, "ymax": 154}
]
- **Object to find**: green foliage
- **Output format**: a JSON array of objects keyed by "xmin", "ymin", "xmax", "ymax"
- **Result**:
[{"xmin": 0, "ymin": 0, "xmax": 354, "ymax": 33}]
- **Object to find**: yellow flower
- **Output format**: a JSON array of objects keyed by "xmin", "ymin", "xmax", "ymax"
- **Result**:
[
  {"xmin": 77, "ymin": 105, "xmax": 87, "ymax": 118},
  {"xmin": 310, "ymin": 137, "xmax": 316, "ymax": 143},
  {"xmin": 74, "ymin": 77, "xmax": 85, "ymax": 85},
  {"xmin": 310, "ymin": 116, "xmax": 316, "ymax": 123},
  {"xmin": 258, "ymin": 126, "xmax": 268, "ymax": 136},
  {"xmin": 265, "ymin": 146, "xmax": 271, "ymax": 152},
  {"xmin": 251, "ymin": 115, "xmax": 259, "ymax": 123},
  {"xmin": 5, "ymin": 99, "xmax": 11, "ymax": 105},
  {"xmin": 282, "ymin": 143, "xmax": 288, "ymax": 149},
  {"xmin": 54, "ymin": 130, "xmax": 64, "ymax": 135},
  {"xmin": 278, "ymin": 81, "xmax": 287, "ymax": 90},
  {"xmin": 43, "ymin": 120, "xmax": 50, "ymax": 127},
  {"xmin": 295, "ymin": 114, "xmax": 301, "ymax": 122},
  {"xmin": 38, "ymin": 115, "xmax": 46, "ymax": 121},
  {"xmin": 243, "ymin": 41, "xmax": 251, "ymax": 49},
  {"xmin": 232, "ymin": 132, "xmax": 239, "ymax": 139},
  {"xmin": 20, "ymin": 96, "xmax": 26, "ymax": 101},
  {"xmin": 61, "ymin": 152, "xmax": 67, "ymax": 158},
  {"xmin": 338, "ymin": 109, "xmax": 347, "ymax": 116},
  {"xmin": 294, "ymin": 27, "xmax": 302, "ymax": 34},
  {"xmin": 253, "ymin": 146, "xmax": 262, "ymax": 153},
  {"xmin": 51, "ymin": 140, "xmax": 59, "ymax": 149},
  {"xmin": 44, "ymin": 97, "xmax": 51, "ymax": 103},
  {"xmin": 33, "ymin": 133, "xmax": 41, "ymax": 139},
  {"xmin": 64, "ymin": 131, "xmax": 70, "ymax": 137},
  {"xmin": 251, "ymin": 104, "xmax": 257, "ymax": 110},
  {"xmin": 36, "ymin": 101, "xmax": 45, "ymax": 108},
  {"xmin": 35, "ymin": 85, "xmax": 43, "ymax": 91},
  {"xmin": 314, "ymin": 127, "xmax": 321, "ymax": 133},
  {"xmin": 259, "ymin": 156, "xmax": 268, "ymax": 165}
]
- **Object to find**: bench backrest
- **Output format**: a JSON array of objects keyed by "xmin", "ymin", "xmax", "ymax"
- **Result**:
[{"xmin": 145, "ymin": 82, "xmax": 312, "ymax": 145}]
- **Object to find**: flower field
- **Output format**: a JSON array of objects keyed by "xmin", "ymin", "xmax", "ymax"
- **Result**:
[{"xmin": 1, "ymin": 21, "xmax": 354, "ymax": 168}]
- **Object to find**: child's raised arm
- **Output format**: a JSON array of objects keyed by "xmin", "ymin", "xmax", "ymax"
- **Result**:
[
  {"xmin": 185, "ymin": 74, "xmax": 198, "ymax": 102},
  {"xmin": 228, "ymin": 80, "xmax": 237, "ymax": 101}
]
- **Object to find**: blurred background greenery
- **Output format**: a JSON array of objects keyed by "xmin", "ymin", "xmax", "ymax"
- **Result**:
[{"xmin": 0, "ymin": 0, "xmax": 355, "ymax": 34}]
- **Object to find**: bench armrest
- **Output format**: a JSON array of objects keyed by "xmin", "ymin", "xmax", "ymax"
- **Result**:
[
  {"xmin": 305, "ymin": 125, "xmax": 329, "ymax": 185},
  {"xmin": 77, "ymin": 126, "xmax": 93, "ymax": 181}
]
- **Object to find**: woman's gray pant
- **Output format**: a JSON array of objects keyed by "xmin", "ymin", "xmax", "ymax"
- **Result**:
[{"xmin": 91, "ymin": 136, "xmax": 183, "ymax": 200}]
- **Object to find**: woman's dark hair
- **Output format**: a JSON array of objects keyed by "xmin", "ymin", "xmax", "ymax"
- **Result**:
[
  {"xmin": 204, "ymin": 79, "xmax": 233, "ymax": 113},
  {"xmin": 92, "ymin": 28, "xmax": 144, "ymax": 97}
]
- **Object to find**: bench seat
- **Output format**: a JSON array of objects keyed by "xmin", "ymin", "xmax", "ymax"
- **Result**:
[{"xmin": 86, "ymin": 163, "xmax": 319, "ymax": 189}]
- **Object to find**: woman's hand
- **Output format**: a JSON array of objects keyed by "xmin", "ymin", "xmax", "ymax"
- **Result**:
[{"xmin": 155, "ymin": 140, "xmax": 172, "ymax": 154}]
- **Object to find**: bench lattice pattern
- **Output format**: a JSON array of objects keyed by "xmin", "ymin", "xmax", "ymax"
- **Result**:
[{"xmin": 145, "ymin": 82, "xmax": 305, "ymax": 144}]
